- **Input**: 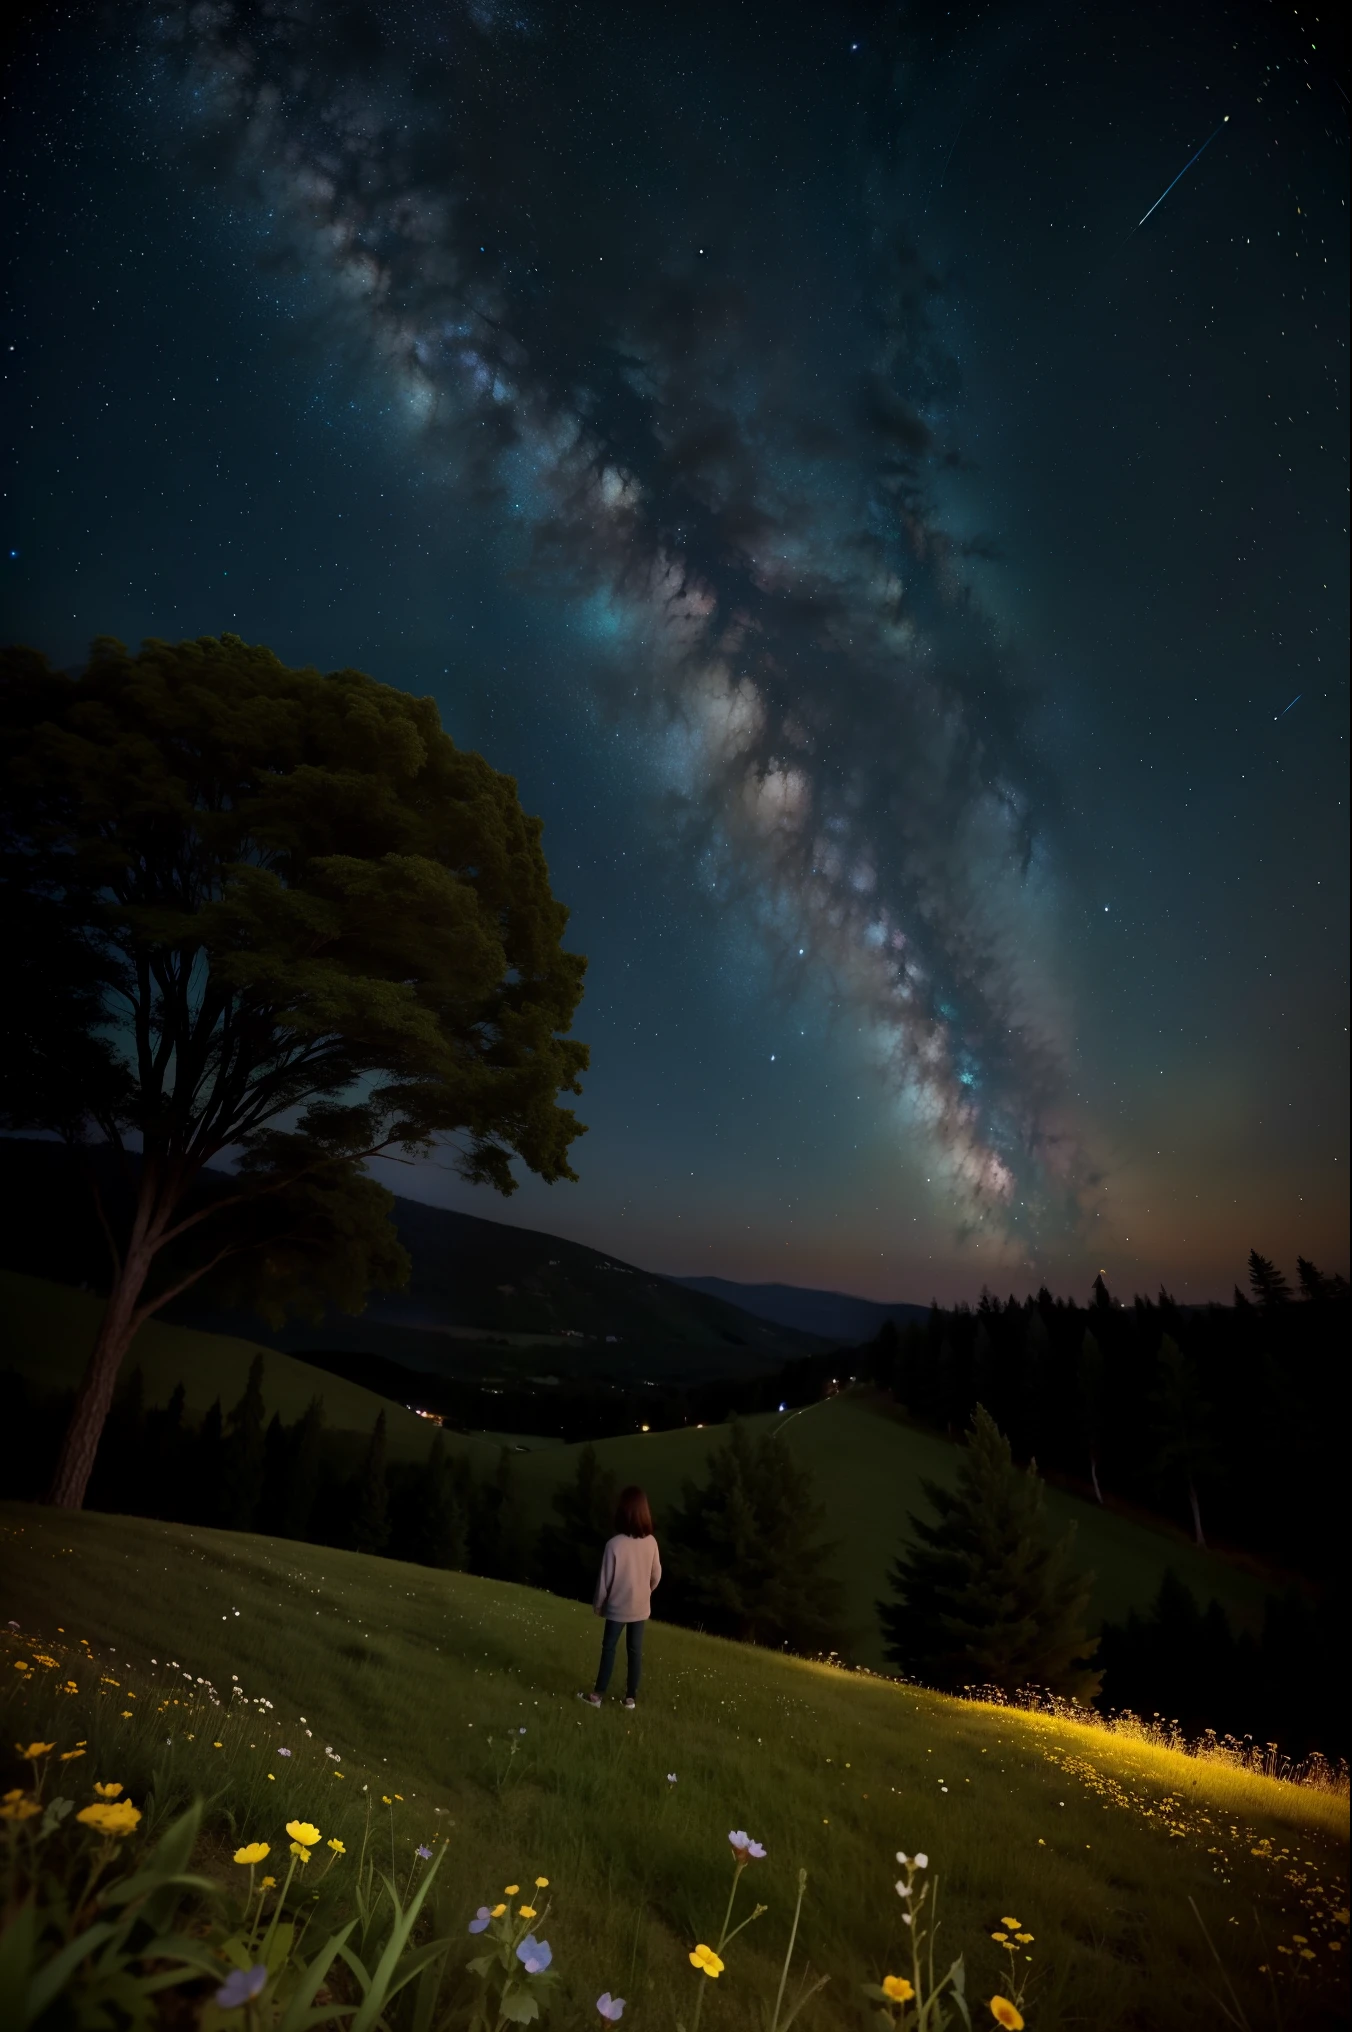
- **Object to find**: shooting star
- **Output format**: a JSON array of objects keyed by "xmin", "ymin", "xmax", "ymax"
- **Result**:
[
  {"xmin": 1127, "ymin": 115, "xmax": 1230, "ymax": 240},
  {"xmin": 1274, "ymin": 694, "xmax": 1302, "ymax": 722}
]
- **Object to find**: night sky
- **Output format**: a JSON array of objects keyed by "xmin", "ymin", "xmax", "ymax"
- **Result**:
[{"xmin": 3, "ymin": 0, "xmax": 1346, "ymax": 1303}]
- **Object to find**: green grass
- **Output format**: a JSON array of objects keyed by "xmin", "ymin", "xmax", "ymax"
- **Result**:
[
  {"xmin": 503, "ymin": 1395, "xmax": 1275, "ymax": 1662},
  {"xmin": 4, "ymin": 1269, "xmax": 1277, "ymax": 1666},
  {"xmin": 1, "ymin": 1502, "xmax": 1345, "ymax": 2030}
]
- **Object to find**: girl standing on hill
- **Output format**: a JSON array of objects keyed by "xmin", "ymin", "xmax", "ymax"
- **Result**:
[{"xmin": 582, "ymin": 1485, "xmax": 661, "ymax": 1709}]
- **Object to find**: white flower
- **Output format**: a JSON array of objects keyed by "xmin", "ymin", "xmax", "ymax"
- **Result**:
[
  {"xmin": 914, "ymin": 1852, "xmax": 929, "ymax": 1869},
  {"xmin": 896, "ymin": 1851, "xmax": 909, "ymax": 1865},
  {"xmin": 896, "ymin": 1881, "xmax": 912, "ymax": 1899},
  {"xmin": 667, "ymin": 1773, "xmax": 678, "ymax": 1783}
]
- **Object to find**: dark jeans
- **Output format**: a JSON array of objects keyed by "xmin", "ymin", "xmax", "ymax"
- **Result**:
[{"xmin": 594, "ymin": 1618, "xmax": 645, "ymax": 1699}]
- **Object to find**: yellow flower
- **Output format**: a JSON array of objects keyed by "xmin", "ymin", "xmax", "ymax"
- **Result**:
[
  {"xmin": 491, "ymin": 1904, "xmax": 507, "ymax": 1918},
  {"xmin": 991, "ymin": 1933, "xmax": 1009, "ymax": 1944},
  {"xmin": 990, "ymin": 2000, "xmax": 1025, "ymax": 2031},
  {"xmin": 883, "ymin": 1975, "xmax": 916, "ymax": 2002},
  {"xmin": 260, "ymin": 1876, "xmax": 277, "ymax": 1890},
  {"xmin": 33, "ymin": 1655, "xmax": 60, "ymax": 1668},
  {"xmin": 327, "ymin": 1839, "xmax": 346, "ymax": 1855},
  {"xmin": 93, "ymin": 1782, "xmax": 124, "ymax": 1799},
  {"xmin": 234, "ymin": 1842, "xmax": 271, "ymax": 1865},
  {"xmin": 285, "ymin": 1821, "xmax": 321, "ymax": 1847},
  {"xmin": 77, "ymin": 1800, "xmax": 142, "ymax": 1838},
  {"xmin": 1014, "ymin": 1932, "xmax": 1034, "ymax": 1945},
  {"xmin": 0, "ymin": 1797, "xmax": 40, "ymax": 1822},
  {"xmin": 214, "ymin": 1742, "xmax": 223, "ymax": 1749},
  {"xmin": 1001, "ymin": 1917, "xmax": 1020, "ymax": 1930},
  {"xmin": 535, "ymin": 1876, "xmax": 549, "ymax": 1888},
  {"xmin": 518, "ymin": 1905, "xmax": 538, "ymax": 1921},
  {"xmin": 689, "ymin": 1944, "xmax": 725, "ymax": 1978},
  {"xmin": 382, "ymin": 1795, "xmax": 393, "ymax": 1805},
  {"xmin": 59, "ymin": 1750, "xmax": 86, "ymax": 1762},
  {"xmin": 504, "ymin": 1884, "xmax": 520, "ymax": 1895},
  {"xmin": 18, "ymin": 1741, "xmax": 55, "ymax": 1758},
  {"xmin": 290, "ymin": 1842, "xmax": 312, "ymax": 1862},
  {"xmin": 13, "ymin": 1663, "xmax": 31, "ymax": 1674}
]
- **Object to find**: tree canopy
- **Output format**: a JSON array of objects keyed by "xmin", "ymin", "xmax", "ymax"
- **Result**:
[{"xmin": 0, "ymin": 632, "xmax": 588, "ymax": 1505}]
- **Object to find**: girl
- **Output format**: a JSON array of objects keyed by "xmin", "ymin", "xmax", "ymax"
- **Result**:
[{"xmin": 582, "ymin": 1484, "xmax": 661, "ymax": 1709}]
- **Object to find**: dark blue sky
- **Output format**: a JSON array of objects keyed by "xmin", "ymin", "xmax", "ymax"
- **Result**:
[{"xmin": 3, "ymin": 0, "xmax": 1346, "ymax": 1300}]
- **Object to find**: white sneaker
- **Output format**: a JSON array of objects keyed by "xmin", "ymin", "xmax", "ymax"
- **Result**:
[{"xmin": 579, "ymin": 1691, "xmax": 602, "ymax": 1707}]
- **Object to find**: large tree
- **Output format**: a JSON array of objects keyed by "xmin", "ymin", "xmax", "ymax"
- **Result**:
[
  {"xmin": 1, "ymin": 633, "xmax": 588, "ymax": 1507},
  {"xmin": 878, "ymin": 1404, "xmax": 1100, "ymax": 1699}
]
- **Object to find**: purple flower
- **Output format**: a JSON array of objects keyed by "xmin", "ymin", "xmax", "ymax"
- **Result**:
[
  {"xmin": 667, "ymin": 1773, "xmax": 677, "ymax": 1784},
  {"xmin": 597, "ymin": 1994, "xmax": 626, "ymax": 2021},
  {"xmin": 278, "ymin": 1747, "xmax": 292, "ymax": 1758},
  {"xmin": 728, "ymin": 1830, "xmax": 766, "ymax": 1860},
  {"xmin": 516, "ymin": 1934, "xmax": 553, "ymax": 1974},
  {"xmin": 416, "ymin": 1844, "xmax": 432, "ymax": 1860},
  {"xmin": 468, "ymin": 1906, "xmax": 493, "ymax": 1934},
  {"xmin": 214, "ymin": 1964, "xmax": 268, "ymax": 2009}
]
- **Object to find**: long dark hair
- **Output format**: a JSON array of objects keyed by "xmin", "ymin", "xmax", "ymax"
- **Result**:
[{"xmin": 615, "ymin": 1485, "xmax": 653, "ymax": 1538}]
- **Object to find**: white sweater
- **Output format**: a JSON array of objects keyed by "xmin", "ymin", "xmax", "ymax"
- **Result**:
[{"xmin": 592, "ymin": 1533, "xmax": 662, "ymax": 1622}]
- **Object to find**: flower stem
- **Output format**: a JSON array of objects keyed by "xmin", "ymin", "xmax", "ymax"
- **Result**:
[{"xmin": 770, "ymin": 1870, "xmax": 808, "ymax": 2032}]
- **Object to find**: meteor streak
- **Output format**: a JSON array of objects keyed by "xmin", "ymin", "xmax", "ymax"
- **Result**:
[{"xmin": 1129, "ymin": 115, "xmax": 1230, "ymax": 237}]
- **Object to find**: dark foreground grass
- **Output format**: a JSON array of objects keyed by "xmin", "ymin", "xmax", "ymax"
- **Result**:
[{"xmin": 2, "ymin": 1502, "xmax": 1345, "ymax": 2030}]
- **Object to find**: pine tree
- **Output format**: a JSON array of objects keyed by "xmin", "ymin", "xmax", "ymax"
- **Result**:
[
  {"xmin": 533, "ymin": 1443, "xmax": 618, "ymax": 1601},
  {"xmin": 1076, "ymin": 1330, "xmax": 1105, "ymax": 1504},
  {"xmin": 878, "ymin": 1404, "xmax": 1100, "ymax": 1698},
  {"xmin": 665, "ymin": 1422, "xmax": 844, "ymax": 1652},
  {"xmin": 390, "ymin": 1432, "xmax": 468, "ymax": 1570},
  {"xmin": 281, "ymin": 1398, "xmax": 324, "ymax": 1541},
  {"xmin": 1149, "ymin": 1335, "xmax": 1217, "ymax": 1547},
  {"xmin": 350, "ymin": 1410, "xmax": 390, "ymax": 1556},
  {"xmin": 221, "ymin": 1355, "xmax": 267, "ymax": 1531},
  {"xmin": 1247, "ymin": 1250, "xmax": 1291, "ymax": 1307}
]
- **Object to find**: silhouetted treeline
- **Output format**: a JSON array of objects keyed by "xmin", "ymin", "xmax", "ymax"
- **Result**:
[{"xmin": 856, "ymin": 1258, "xmax": 1348, "ymax": 1585}]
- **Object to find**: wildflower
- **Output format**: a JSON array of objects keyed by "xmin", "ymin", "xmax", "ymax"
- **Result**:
[
  {"xmin": 417, "ymin": 1845, "xmax": 433, "ymax": 1861},
  {"xmin": 59, "ymin": 1749, "xmax": 86, "ymax": 1762},
  {"xmin": 1014, "ymin": 1932, "xmax": 1034, "ymax": 1945},
  {"xmin": 285, "ymin": 1820, "xmax": 321, "ymax": 1847},
  {"xmin": 728, "ymin": 1829, "xmax": 767, "ymax": 1860},
  {"xmin": 93, "ymin": 1782, "xmax": 124, "ymax": 1799},
  {"xmin": 382, "ymin": 1795, "xmax": 393, "ymax": 1805},
  {"xmin": 260, "ymin": 1876, "xmax": 277, "ymax": 1890},
  {"xmin": 278, "ymin": 1747, "xmax": 292, "ymax": 1758},
  {"xmin": 518, "ymin": 1905, "xmax": 538, "ymax": 1920},
  {"xmin": 1001, "ymin": 1918, "xmax": 1020, "ymax": 1930},
  {"xmin": 214, "ymin": 1742, "xmax": 223, "ymax": 1749},
  {"xmin": 597, "ymin": 1995, "xmax": 626, "ymax": 2021},
  {"xmin": 883, "ymin": 1976, "xmax": 915, "ymax": 2002},
  {"xmin": 468, "ymin": 1907, "xmax": 493, "ymax": 1934},
  {"xmin": 689, "ymin": 1944, "xmax": 725, "ymax": 1978},
  {"xmin": 667, "ymin": 1773, "xmax": 678, "ymax": 1784},
  {"xmin": 77, "ymin": 1800, "xmax": 141, "ymax": 1837},
  {"xmin": 505, "ymin": 1883, "xmax": 520, "ymax": 1895},
  {"xmin": 991, "ymin": 1933, "xmax": 1009, "ymax": 1945},
  {"xmin": 535, "ymin": 1875, "xmax": 549, "ymax": 1887},
  {"xmin": 34, "ymin": 1655, "xmax": 60, "ymax": 1668},
  {"xmin": 234, "ymin": 1842, "xmax": 271, "ymax": 1865},
  {"xmin": 18, "ymin": 1742, "xmax": 55, "ymax": 1758},
  {"xmin": 328, "ymin": 1839, "xmax": 346, "ymax": 1855},
  {"xmin": 289, "ymin": 1842, "xmax": 312, "ymax": 1862},
  {"xmin": 990, "ymin": 2001, "xmax": 1025, "ymax": 2030},
  {"xmin": 491, "ymin": 1903, "xmax": 507, "ymax": 1918},
  {"xmin": 215, "ymin": 1964, "xmax": 268, "ymax": 2009},
  {"xmin": 516, "ymin": 1935, "xmax": 552, "ymax": 1974},
  {"xmin": 0, "ymin": 1796, "xmax": 40, "ymax": 1822}
]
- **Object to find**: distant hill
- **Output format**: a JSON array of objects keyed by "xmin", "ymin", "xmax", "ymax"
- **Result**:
[
  {"xmin": 0, "ymin": 1139, "xmax": 828, "ymax": 1385},
  {"xmin": 675, "ymin": 1276, "xmax": 929, "ymax": 1344}
]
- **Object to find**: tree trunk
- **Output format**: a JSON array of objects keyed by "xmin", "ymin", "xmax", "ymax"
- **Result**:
[
  {"xmin": 1089, "ymin": 1451, "xmax": 1103, "ymax": 1505},
  {"xmin": 1187, "ymin": 1477, "xmax": 1206, "ymax": 1549},
  {"xmin": 46, "ymin": 1248, "xmax": 156, "ymax": 1508}
]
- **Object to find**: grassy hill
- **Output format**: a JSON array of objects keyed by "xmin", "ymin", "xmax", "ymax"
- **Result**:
[
  {"xmin": 1, "ymin": 1502, "xmax": 1344, "ymax": 2030},
  {"xmin": 3, "ymin": 1269, "xmax": 1276, "ymax": 1663}
]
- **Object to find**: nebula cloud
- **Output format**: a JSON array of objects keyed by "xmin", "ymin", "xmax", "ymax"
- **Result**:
[{"xmin": 154, "ymin": 0, "xmax": 1091, "ymax": 1245}]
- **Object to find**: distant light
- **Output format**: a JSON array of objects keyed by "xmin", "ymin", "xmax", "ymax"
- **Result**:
[
  {"xmin": 778, "ymin": 1402, "xmax": 787, "ymax": 1412},
  {"xmin": 641, "ymin": 1424, "xmax": 650, "ymax": 1432}
]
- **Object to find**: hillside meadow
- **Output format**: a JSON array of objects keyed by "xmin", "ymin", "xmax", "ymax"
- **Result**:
[
  {"xmin": 3, "ymin": 1270, "xmax": 1275, "ymax": 1671},
  {"xmin": 1, "ymin": 1502, "xmax": 1345, "ymax": 2030}
]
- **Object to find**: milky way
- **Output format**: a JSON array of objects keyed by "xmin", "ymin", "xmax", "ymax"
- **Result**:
[{"xmin": 155, "ymin": 0, "xmax": 1090, "ymax": 1246}]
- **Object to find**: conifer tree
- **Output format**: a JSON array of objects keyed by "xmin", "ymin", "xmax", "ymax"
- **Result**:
[
  {"xmin": 221, "ymin": 1355, "xmax": 267, "ymax": 1531},
  {"xmin": 281, "ymin": 1398, "xmax": 325, "ymax": 1541},
  {"xmin": 878, "ymin": 1404, "xmax": 1100, "ymax": 1698},
  {"xmin": 1247, "ymin": 1250, "xmax": 1291, "ymax": 1307},
  {"xmin": 1076, "ymin": 1329, "xmax": 1105, "ymax": 1504},
  {"xmin": 350, "ymin": 1410, "xmax": 390, "ymax": 1556},
  {"xmin": 1149, "ymin": 1335, "xmax": 1216, "ymax": 1547},
  {"xmin": 533, "ymin": 1443, "xmax": 618, "ymax": 1601},
  {"xmin": 665, "ymin": 1422, "xmax": 844, "ymax": 1652}
]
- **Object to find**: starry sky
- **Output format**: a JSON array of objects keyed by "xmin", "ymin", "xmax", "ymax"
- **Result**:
[{"xmin": 2, "ymin": 0, "xmax": 1347, "ymax": 1303}]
